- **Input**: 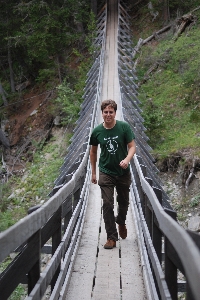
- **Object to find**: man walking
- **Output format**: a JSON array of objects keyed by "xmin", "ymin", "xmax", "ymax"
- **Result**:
[{"xmin": 89, "ymin": 99, "xmax": 136, "ymax": 249}]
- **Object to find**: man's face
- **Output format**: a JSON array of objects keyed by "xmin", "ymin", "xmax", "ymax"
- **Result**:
[{"xmin": 102, "ymin": 105, "xmax": 116, "ymax": 125}]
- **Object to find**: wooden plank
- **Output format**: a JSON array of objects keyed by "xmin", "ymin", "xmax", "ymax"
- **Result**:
[
  {"xmin": 41, "ymin": 207, "xmax": 62, "ymax": 247},
  {"xmin": 92, "ymin": 203, "xmax": 121, "ymax": 300},
  {"xmin": 51, "ymin": 206, "xmax": 62, "ymax": 290},
  {"xmin": 164, "ymin": 238, "xmax": 184, "ymax": 275},
  {"xmin": 28, "ymin": 230, "xmax": 41, "ymax": 294},
  {"xmin": 165, "ymin": 238, "xmax": 177, "ymax": 300},
  {"xmin": 64, "ymin": 182, "xmax": 101, "ymax": 300},
  {"xmin": 120, "ymin": 207, "xmax": 146, "ymax": 299}
]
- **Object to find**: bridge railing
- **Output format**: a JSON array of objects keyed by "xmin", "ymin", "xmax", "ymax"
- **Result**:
[
  {"xmin": 0, "ymin": 3, "xmax": 107, "ymax": 299},
  {"xmin": 131, "ymin": 156, "xmax": 200, "ymax": 300},
  {"xmin": 51, "ymin": 5, "xmax": 106, "ymax": 194},
  {"xmin": 118, "ymin": 1, "xmax": 200, "ymax": 299}
]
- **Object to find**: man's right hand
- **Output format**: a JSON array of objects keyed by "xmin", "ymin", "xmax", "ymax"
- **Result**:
[{"xmin": 91, "ymin": 174, "xmax": 97, "ymax": 184}]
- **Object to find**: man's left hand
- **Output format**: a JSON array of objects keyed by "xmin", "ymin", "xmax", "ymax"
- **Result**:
[{"xmin": 119, "ymin": 159, "xmax": 128, "ymax": 169}]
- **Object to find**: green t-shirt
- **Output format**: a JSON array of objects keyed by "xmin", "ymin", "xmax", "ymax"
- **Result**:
[{"xmin": 89, "ymin": 120, "xmax": 135, "ymax": 176}]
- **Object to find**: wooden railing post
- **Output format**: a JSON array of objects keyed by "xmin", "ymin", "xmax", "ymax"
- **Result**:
[
  {"xmin": 165, "ymin": 238, "xmax": 178, "ymax": 300},
  {"xmin": 144, "ymin": 178, "xmax": 162, "ymax": 299},
  {"xmin": 28, "ymin": 230, "xmax": 41, "ymax": 294},
  {"xmin": 73, "ymin": 179, "xmax": 81, "ymax": 211},
  {"xmin": 139, "ymin": 164, "xmax": 147, "ymax": 214},
  {"xmin": 51, "ymin": 206, "xmax": 62, "ymax": 291},
  {"xmin": 63, "ymin": 193, "xmax": 73, "ymax": 232},
  {"xmin": 186, "ymin": 284, "xmax": 195, "ymax": 300},
  {"xmin": 27, "ymin": 206, "xmax": 41, "ymax": 294},
  {"xmin": 144, "ymin": 177, "xmax": 153, "ymax": 236},
  {"xmin": 152, "ymin": 187, "xmax": 162, "ymax": 263},
  {"xmin": 164, "ymin": 210, "xmax": 178, "ymax": 300},
  {"xmin": 131, "ymin": 158, "xmax": 146, "ymax": 214},
  {"xmin": 186, "ymin": 230, "xmax": 200, "ymax": 300}
]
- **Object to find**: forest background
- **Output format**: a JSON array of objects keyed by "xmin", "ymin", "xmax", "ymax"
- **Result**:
[{"xmin": 0, "ymin": 0, "xmax": 200, "ymax": 232}]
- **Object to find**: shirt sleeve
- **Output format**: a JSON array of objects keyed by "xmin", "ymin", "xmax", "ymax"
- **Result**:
[
  {"xmin": 89, "ymin": 130, "xmax": 99, "ymax": 146},
  {"xmin": 123, "ymin": 122, "xmax": 135, "ymax": 143}
]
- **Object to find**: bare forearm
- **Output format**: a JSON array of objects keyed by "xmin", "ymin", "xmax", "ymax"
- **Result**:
[
  {"xmin": 90, "ymin": 152, "xmax": 97, "ymax": 174},
  {"xmin": 90, "ymin": 146, "xmax": 98, "ymax": 184},
  {"xmin": 126, "ymin": 145, "xmax": 136, "ymax": 163},
  {"xmin": 119, "ymin": 140, "xmax": 136, "ymax": 169}
]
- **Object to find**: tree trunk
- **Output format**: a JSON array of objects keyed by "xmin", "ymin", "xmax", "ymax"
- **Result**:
[
  {"xmin": 56, "ymin": 55, "xmax": 62, "ymax": 84},
  {"xmin": 91, "ymin": 0, "xmax": 97, "ymax": 15},
  {"xmin": 0, "ymin": 82, "xmax": 8, "ymax": 106},
  {"xmin": 173, "ymin": 13, "xmax": 195, "ymax": 41},
  {"xmin": 8, "ymin": 41, "xmax": 15, "ymax": 93},
  {"xmin": 148, "ymin": 1, "xmax": 159, "ymax": 21},
  {"xmin": 163, "ymin": 0, "xmax": 170, "ymax": 23}
]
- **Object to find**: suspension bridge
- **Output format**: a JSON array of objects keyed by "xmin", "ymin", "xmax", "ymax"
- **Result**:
[{"xmin": 0, "ymin": 1, "xmax": 200, "ymax": 299}]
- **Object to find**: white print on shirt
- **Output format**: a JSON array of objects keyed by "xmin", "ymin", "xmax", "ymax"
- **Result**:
[{"xmin": 104, "ymin": 136, "xmax": 118, "ymax": 154}]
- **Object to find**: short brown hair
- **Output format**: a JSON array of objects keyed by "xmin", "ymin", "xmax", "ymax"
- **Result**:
[{"xmin": 101, "ymin": 99, "xmax": 117, "ymax": 112}]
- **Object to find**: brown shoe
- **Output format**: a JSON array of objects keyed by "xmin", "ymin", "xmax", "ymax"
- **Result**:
[
  {"xmin": 118, "ymin": 224, "xmax": 127, "ymax": 239},
  {"xmin": 104, "ymin": 239, "xmax": 116, "ymax": 249}
]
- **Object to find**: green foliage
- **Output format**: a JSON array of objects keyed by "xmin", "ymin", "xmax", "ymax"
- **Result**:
[
  {"xmin": 9, "ymin": 284, "xmax": 26, "ymax": 300},
  {"xmin": 55, "ymin": 47, "xmax": 92, "ymax": 125},
  {"xmin": 0, "ymin": 0, "xmax": 93, "ymax": 97},
  {"xmin": 0, "ymin": 258, "xmax": 26, "ymax": 299},
  {"xmin": 74, "ymin": 55, "xmax": 93, "ymax": 91},
  {"xmin": 55, "ymin": 81, "xmax": 81, "ymax": 125},
  {"xmin": 85, "ymin": 11, "xmax": 97, "ymax": 54},
  {"xmin": 150, "ymin": 0, "xmax": 200, "ymax": 17},
  {"xmin": 137, "ymin": 22, "xmax": 200, "ymax": 157},
  {"xmin": 168, "ymin": 0, "xmax": 200, "ymax": 14},
  {"xmin": 0, "ymin": 256, "xmax": 12, "ymax": 272},
  {"xmin": 190, "ymin": 194, "xmax": 200, "ymax": 207},
  {"xmin": 35, "ymin": 68, "xmax": 56, "ymax": 84},
  {"xmin": 0, "ymin": 176, "xmax": 28, "ymax": 230},
  {"xmin": 189, "ymin": 107, "xmax": 200, "ymax": 123},
  {"xmin": 19, "ymin": 143, "xmax": 64, "ymax": 200},
  {"xmin": 140, "ymin": 96, "xmax": 165, "ymax": 144},
  {"xmin": 14, "ymin": 1, "xmax": 77, "ymax": 60},
  {"xmin": 0, "ymin": 181, "xmax": 13, "ymax": 213},
  {"xmin": 0, "ymin": 210, "xmax": 11, "ymax": 231},
  {"xmin": 0, "ymin": 257, "xmax": 26, "ymax": 298},
  {"xmin": 177, "ymin": 213, "xmax": 187, "ymax": 221},
  {"xmin": 0, "ymin": 134, "xmax": 70, "ymax": 231},
  {"xmin": 0, "ymin": 0, "xmax": 93, "ymax": 230}
]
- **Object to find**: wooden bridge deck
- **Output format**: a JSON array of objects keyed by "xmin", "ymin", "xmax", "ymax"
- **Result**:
[{"xmin": 65, "ymin": 1, "xmax": 147, "ymax": 299}]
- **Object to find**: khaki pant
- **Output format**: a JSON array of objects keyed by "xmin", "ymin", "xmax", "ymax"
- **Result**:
[{"xmin": 98, "ymin": 171, "xmax": 132, "ymax": 241}]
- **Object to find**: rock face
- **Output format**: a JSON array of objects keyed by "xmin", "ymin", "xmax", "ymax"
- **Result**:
[
  {"xmin": 53, "ymin": 116, "xmax": 61, "ymax": 126},
  {"xmin": 188, "ymin": 215, "xmax": 200, "ymax": 232},
  {"xmin": 159, "ymin": 167, "xmax": 200, "ymax": 229}
]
